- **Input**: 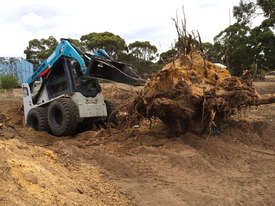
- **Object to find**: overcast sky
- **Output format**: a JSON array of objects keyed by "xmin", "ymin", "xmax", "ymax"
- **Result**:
[{"xmin": 0, "ymin": 0, "xmax": 241, "ymax": 57}]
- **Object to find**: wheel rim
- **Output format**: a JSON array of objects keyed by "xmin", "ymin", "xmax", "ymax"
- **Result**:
[{"xmin": 50, "ymin": 107, "xmax": 63, "ymax": 127}]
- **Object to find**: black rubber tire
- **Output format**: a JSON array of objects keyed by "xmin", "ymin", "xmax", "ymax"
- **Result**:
[
  {"xmin": 48, "ymin": 98, "xmax": 79, "ymax": 136},
  {"xmin": 27, "ymin": 107, "xmax": 48, "ymax": 131}
]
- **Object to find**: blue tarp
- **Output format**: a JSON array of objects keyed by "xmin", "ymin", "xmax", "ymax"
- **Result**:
[{"xmin": 0, "ymin": 58, "xmax": 33, "ymax": 83}]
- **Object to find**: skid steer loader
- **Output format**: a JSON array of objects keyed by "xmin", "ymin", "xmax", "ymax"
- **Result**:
[{"xmin": 22, "ymin": 39, "xmax": 145, "ymax": 136}]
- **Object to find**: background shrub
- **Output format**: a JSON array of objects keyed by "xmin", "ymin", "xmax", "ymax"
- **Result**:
[{"xmin": 0, "ymin": 74, "xmax": 19, "ymax": 89}]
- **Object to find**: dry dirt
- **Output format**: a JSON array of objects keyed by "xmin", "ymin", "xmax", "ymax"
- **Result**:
[
  {"xmin": 0, "ymin": 83, "xmax": 275, "ymax": 206},
  {"xmin": 254, "ymin": 82, "xmax": 275, "ymax": 95}
]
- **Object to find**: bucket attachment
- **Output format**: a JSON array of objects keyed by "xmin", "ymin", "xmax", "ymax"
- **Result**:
[{"xmin": 87, "ymin": 56, "xmax": 146, "ymax": 86}]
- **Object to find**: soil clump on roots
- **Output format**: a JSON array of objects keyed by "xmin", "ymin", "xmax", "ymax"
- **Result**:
[{"xmin": 130, "ymin": 51, "xmax": 261, "ymax": 134}]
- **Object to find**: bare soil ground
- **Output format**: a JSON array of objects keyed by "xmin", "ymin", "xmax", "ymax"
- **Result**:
[
  {"xmin": 254, "ymin": 73, "xmax": 275, "ymax": 94},
  {"xmin": 0, "ymin": 82, "xmax": 275, "ymax": 206},
  {"xmin": 254, "ymin": 82, "xmax": 275, "ymax": 94}
]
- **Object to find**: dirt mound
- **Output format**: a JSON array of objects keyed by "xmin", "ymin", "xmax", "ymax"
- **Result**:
[
  {"xmin": 102, "ymin": 84, "xmax": 138, "ymax": 105},
  {"xmin": 0, "ymin": 137, "xmax": 132, "ymax": 206},
  {"xmin": 130, "ymin": 51, "xmax": 262, "ymax": 134}
]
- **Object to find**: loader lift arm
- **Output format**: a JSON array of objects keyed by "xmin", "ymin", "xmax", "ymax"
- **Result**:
[
  {"xmin": 27, "ymin": 39, "xmax": 145, "ymax": 87},
  {"xmin": 27, "ymin": 40, "xmax": 88, "ymax": 84}
]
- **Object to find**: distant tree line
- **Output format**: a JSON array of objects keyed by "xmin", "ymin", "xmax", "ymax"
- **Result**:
[
  {"xmin": 24, "ymin": 0, "xmax": 275, "ymax": 76},
  {"xmin": 24, "ymin": 32, "xmax": 161, "ymax": 75}
]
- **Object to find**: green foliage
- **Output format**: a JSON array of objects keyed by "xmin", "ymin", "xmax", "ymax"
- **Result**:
[
  {"xmin": 257, "ymin": 0, "xmax": 275, "ymax": 20},
  {"xmin": 24, "ymin": 36, "xmax": 58, "ymax": 65},
  {"xmin": 201, "ymin": 42, "xmax": 221, "ymax": 63},
  {"xmin": 24, "ymin": 33, "xmax": 162, "ymax": 75},
  {"xmin": 118, "ymin": 41, "xmax": 159, "ymax": 74},
  {"xmin": 214, "ymin": 23, "xmax": 254, "ymax": 75},
  {"xmin": 67, "ymin": 38, "xmax": 85, "ymax": 51},
  {"xmin": 158, "ymin": 49, "xmax": 177, "ymax": 64},
  {"xmin": 128, "ymin": 41, "xmax": 158, "ymax": 61},
  {"xmin": 233, "ymin": 0, "xmax": 257, "ymax": 24},
  {"xmin": 234, "ymin": 0, "xmax": 275, "ymax": 25},
  {"xmin": 250, "ymin": 22, "xmax": 275, "ymax": 70},
  {"xmin": 135, "ymin": 60, "xmax": 161, "ymax": 74},
  {"xmin": 80, "ymin": 32, "xmax": 127, "ymax": 58},
  {"xmin": 0, "ymin": 74, "xmax": 19, "ymax": 89},
  {"xmin": 118, "ymin": 53, "xmax": 161, "ymax": 74},
  {"xmin": 213, "ymin": 0, "xmax": 275, "ymax": 76}
]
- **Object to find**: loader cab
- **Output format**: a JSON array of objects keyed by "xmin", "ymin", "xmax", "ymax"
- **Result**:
[
  {"xmin": 46, "ymin": 57, "xmax": 101, "ymax": 99},
  {"xmin": 46, "ymin": 57, "xmax": 70, "ymax": 98}
]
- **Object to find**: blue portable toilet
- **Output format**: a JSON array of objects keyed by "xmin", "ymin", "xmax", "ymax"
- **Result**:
[{"xmin": 0, "ymin": 58, "xmax": 34, "ymax": 83}]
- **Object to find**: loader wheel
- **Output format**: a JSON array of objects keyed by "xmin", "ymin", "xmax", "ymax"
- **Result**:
[
  {"xmin": 48, "ymin": 98, "xmax": 79, "ymax": 136},
  {"xmin": 27, "ymin": 107, "xmax": 48, "ymax": 131}
]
